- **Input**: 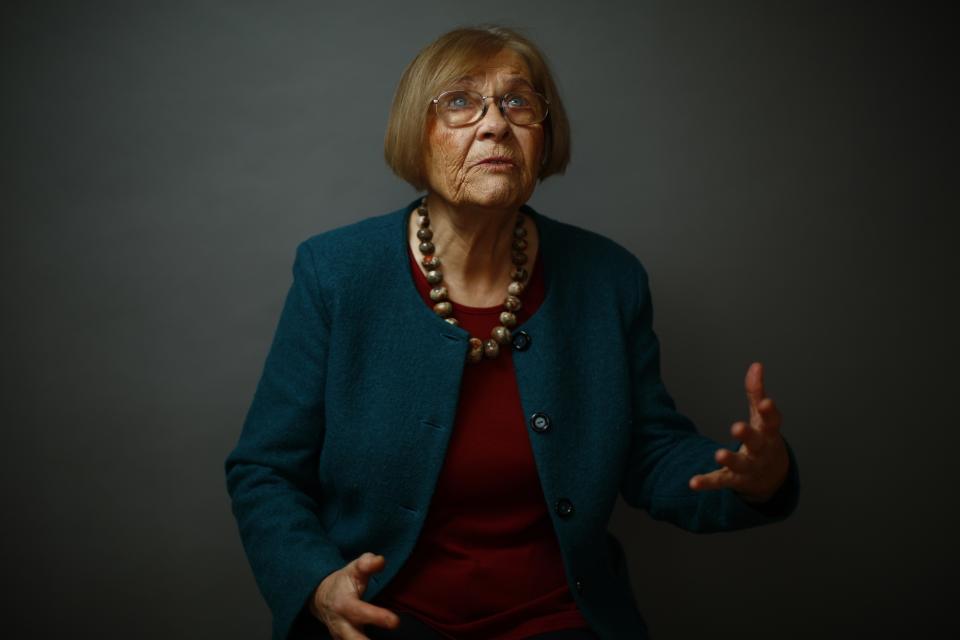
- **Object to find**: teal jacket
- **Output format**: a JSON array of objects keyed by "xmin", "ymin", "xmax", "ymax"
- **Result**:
[{"xmin": 224, "ymin": 198, "xmax": 800, "ymax": 639}]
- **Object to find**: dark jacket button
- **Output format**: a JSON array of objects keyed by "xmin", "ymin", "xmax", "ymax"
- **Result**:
[
  {"xmin": 575, "ymin": 577, "xmax": 584, "ymax": 595},
  {"xmin": 529, "ymin": 412, "xmax": 551, "ymax": 433},
  {"xmin": 512, "ymin": 330, "xmax": 531, "ymax": 351},
  {"xmin": 555, "ymin": 498, "xmax": 575, "ymax": 518}
]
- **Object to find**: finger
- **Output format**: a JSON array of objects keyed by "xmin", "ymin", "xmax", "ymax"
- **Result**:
[
  {"xmin": 349, "ymin": 552, "xmax": 384, "ymax": 574},
  {"xmin": 344, "ymin": 553, "xmax": 386, "ymax": 598},
  {"xmin": 745, "ymin": 361, "xmax": 765, "ymax": 426},
  {"xmin": 689, "ymin": 467, "xmax": 737, "ymax": 492},
  {"xmin": 731, "ymin": 420, "xmax": 765, "ymax": 453},
  {"xmin": 349, "ymin": 553, "xmax": 387, "ymax": 582},
  {"xmin": 715, "ymin": 447, "xmax": 754, "ymax": 474},
  {"xmin": 341, "ymin": 599, "xmax": 401, "ymax": 630},
  {"xmin": 756, "ymin": 397, "xmax": 783, "ymax": 435},
  {"xmin": 346, "ymin": 552, "xmax": 372, "ymax": 573}
]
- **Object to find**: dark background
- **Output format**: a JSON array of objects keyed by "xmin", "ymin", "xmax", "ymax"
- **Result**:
[{"xmin": 2, "ymin": 1, "xmax": 955, "ymax": 638}]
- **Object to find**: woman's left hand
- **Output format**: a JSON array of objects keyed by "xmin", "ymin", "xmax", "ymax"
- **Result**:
[{"xmin": 688, "ymin": 362, "xmax": 790, "ymax": 503}]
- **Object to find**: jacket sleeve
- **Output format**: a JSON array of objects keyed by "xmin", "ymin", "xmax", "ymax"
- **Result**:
[
  {"xmin": 224, "ymin": 240, "xmax": 346, "ymax": 639},
  {"xmin": 618, "ymin": 257, "xmax": 800, "ymax": 533}
]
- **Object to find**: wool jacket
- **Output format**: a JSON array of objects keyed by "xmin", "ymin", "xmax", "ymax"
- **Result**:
[{"xmin": 224, "ymin": 198, "xmax": 800, "ymax": 640}]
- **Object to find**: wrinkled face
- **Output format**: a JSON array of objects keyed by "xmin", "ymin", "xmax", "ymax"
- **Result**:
[{"xmin": 423, "ymin": 49, "xmax": 545, "ymax": 211}]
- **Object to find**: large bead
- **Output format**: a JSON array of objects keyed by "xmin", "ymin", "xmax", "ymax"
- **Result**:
[
  {"xmin": 504, "ymin": 295, "xmax": 522, "ymax": 312},
  {"xmin": 512, "ymin": 237, "xmax": 528, "ymax": 251},
  {"xmin": 483, "ymin": 339, "xmax": 500, "ymax": 358},
  {"xmin": 417, "ymin": 228, "xmax": 433, "ymax": 241},
  {"xmin": 430, "ymin": 286, "xmax": 448, "ymax": 302},
  {"xmin": 433, "ymin": 301, "xmax": 453, "ymax": 317},
  {"xmin": 507, "ymin": 280, "xmax": 524, "ymax": 296},
  {"xmin": 514, "ymin": 226, "xmax": 527, "ymax": 238},
  {"xmin": 416, "ymin": 205, "xmax": 427, "ymax": 215},
  {"xmin": 422, "ymin": 255, "xmax": 441, "ymax": 269},
  {"xmin": 511, "ymin": 251, "xmax": 528, "ymax": 265},
  {"xmin": 426, "ymin": 269, "xmax": 443, "ymax": 284},
  {"xmin": 417, "ymin": 215, "xmax": 429, "ymax": 227},
  {"xmin": 511, "ymin": 267, "xmax": 529, "ymax": 282},
  {"xmin": 467, "ymin": 338, "xmax": 484, "ymax": 363},
  {"xmin": 419, "ymin": 241, "xmax": 435, "ymax": 254},
  {"xmin": 499, "ymin": 311, "xmax": 517, "ymax": 327},
  {"xmin": 445, "ymin": 317, "xmax": 459, "ymax": 326},
  {"xmin": 491, "ymin": 325, "xmax": 512, "ymax": 345}
]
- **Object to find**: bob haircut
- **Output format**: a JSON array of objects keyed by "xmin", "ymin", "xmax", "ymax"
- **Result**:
[{"xmin": 384, "ymin": 25, "xmax": 571, "ymax": 191}]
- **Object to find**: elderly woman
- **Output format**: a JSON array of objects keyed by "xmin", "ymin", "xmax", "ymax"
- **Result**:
[{"xmin": 224, "ymin": 25, "xmax": 799, "ymax": 640}]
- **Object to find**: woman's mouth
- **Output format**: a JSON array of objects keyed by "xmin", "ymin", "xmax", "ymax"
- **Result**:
[{"xmin": 477, "ymin": 157, "xmax": 516, "ymax": 170}]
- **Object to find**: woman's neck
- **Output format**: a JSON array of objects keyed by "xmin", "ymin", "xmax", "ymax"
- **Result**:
[{"xmin": 410, "ymin": 193, "xmax": 533, "ymax": 307}]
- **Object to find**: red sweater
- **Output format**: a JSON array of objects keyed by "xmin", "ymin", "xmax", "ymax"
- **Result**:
[{"xmin": 372, "ymin": 241, "xmax": 590, "ymax": 639}]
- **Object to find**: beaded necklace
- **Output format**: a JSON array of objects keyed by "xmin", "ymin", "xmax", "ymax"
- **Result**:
[{"xmin": 415, "ymin": 196, "xmax": 530, "ymax": 364}]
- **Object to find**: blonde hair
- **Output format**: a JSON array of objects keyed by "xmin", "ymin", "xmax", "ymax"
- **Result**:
[{"xmin": 384, "ymin": 25, "xmax": 571, "ymax": 191}]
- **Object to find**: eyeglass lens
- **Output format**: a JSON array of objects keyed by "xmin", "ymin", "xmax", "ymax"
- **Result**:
[{"xmin": 435, "ymin": 90, "xmax": 547, "ymax": 126}]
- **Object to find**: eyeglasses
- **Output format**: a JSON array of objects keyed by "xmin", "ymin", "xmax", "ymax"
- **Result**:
[{"xmin": 431, "ymin": 89, "xmax": 550, "ymax": 127}]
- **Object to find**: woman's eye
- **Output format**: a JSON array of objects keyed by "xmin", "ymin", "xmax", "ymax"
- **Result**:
[
  {"xmin": 444, "ymin": 94, "xmax": 472, "ymax": 109},
  {"xmin": 505, "ymin": 95, "xmax": 531, "ymax": 108}
]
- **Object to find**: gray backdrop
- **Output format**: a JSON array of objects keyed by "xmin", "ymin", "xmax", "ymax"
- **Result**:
[{"xmin": 2, "ymin": 1, "xmax": 955, "ymax": 638}]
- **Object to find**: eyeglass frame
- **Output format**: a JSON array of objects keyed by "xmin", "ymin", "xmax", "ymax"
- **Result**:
[{"xmin": 430, "ymin": 89, "xmax": 551, "ymax": 127}]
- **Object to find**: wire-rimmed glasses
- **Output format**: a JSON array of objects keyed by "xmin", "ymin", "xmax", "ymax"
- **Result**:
[{"xmin": 431, "ymin": 89, "xmax": 550, "ymax": 127}]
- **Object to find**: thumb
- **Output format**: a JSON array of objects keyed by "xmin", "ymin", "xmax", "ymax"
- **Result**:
[{"xmin": 347, "ymin": 552, "xmax": 386, "ymax": 593}]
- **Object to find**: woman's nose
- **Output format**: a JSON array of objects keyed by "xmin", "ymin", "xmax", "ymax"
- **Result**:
[{"xmin": 476, "ymin": 98, "xmax": 511, "ymax": 140}]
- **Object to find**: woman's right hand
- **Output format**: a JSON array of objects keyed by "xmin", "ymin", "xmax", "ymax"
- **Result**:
[{"xmin": 308, "ymin": 552, "xmax": 401, "ymax": 639}]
